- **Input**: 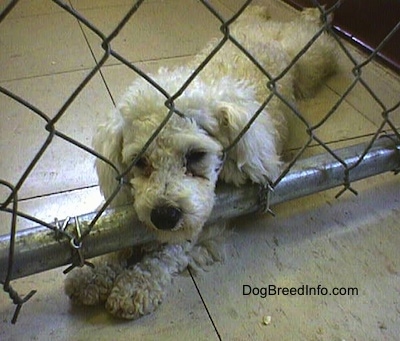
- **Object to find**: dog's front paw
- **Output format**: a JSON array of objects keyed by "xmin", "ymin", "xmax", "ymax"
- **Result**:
[
  {"xmin": 105, "ymin": 268, "xmax": 164, "ymax": 319},
  {"xmin": 64, "ymin": 264, "xmax": 122, "ymax": 306}
]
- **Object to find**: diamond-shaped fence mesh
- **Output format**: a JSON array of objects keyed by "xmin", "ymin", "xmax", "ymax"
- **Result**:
[{"xmin": 0, "ymin": 0, "xmax": 399, "ymax": 323}]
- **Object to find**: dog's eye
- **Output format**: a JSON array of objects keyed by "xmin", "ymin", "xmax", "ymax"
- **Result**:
[
  {"xmin": 185, "ymin": 150, "xmax": 207, "ymax": 177},
  {"xmin": 185, "ymin": 150, "xmax": 206, "ymax": 166},
  {"xmin": 132, "ymin": 156, "xmax": 153, "ymax": 176},
  {"xmin": 133, "ymin": 156, "xmax": 149, "ymax": 169}
]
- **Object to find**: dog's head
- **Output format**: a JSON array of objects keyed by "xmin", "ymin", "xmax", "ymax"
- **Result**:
[
  {"xmin": 124, "ymin": 113, "xmax": 224, "ymax": 243},
  {"xmin": 93, "ymin": 69, "xmax": 282, "ymax": 243}
]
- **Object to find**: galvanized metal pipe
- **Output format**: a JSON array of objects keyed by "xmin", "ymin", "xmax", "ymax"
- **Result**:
[{"xmin": 1, "ymin": 135, "xmax": 399, "ymax": 281}]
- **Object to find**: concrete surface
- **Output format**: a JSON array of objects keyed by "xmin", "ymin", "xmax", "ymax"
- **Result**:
[{"xmin": 1, "ymin": 0, "xmax": 399, "ymax": 340}]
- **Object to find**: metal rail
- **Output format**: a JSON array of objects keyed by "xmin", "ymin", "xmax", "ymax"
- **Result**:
[{"xmin": 1, "ymin": 135, "xmax": 399, "ymax": 282}]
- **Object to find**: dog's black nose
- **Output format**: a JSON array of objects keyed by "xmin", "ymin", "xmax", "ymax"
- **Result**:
[{"xmin": 150, "ymin": 205, "xmax": 182, "ymax": 230}]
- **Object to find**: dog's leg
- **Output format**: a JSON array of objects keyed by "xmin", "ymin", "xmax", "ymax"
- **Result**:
[
  {"xmin": 284, "ymin": 8, "xmax": 338, "ymax": 98},
  {"xmin": 105, "ymin": 243, "xmax": 190, "ymax": 319},
  {"xmin": 188, "ymin": 222, "xmax": 227, "ymax": 273},
  {"xmin": 105, "ymin": 224, "xmax": 226, "ymax": 319},
  {"xmin": 64, "ymin": 250, "xmax": 129, "ymax": 306}
]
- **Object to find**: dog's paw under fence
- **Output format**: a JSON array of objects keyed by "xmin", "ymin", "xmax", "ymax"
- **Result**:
[{"xmin": 0, "ymin": 0, "xmax": 399, "ymax": 324}]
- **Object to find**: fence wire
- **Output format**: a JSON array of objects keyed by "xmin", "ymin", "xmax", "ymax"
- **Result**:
[{"xmin": 0, "ymin": 0, "xmax": 399, "ymax": 324}]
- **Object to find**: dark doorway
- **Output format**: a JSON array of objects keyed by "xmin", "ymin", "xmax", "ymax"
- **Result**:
[{"xmin": 283, "ymin": 0, "xmax": 400, "ymax": 73}]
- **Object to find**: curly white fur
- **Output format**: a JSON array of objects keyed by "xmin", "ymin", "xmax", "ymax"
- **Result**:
[{"xmin": 65, "ymin": 6, "xmax": 337, "ymax": 319}]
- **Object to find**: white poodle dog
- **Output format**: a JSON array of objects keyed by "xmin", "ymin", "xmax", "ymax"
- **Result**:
[{"xmin": 65, "ymin": 6, "xmax": 337, "ymax": 319}]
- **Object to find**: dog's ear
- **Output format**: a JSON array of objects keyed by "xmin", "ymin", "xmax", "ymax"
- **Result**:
[
  {"xmin": 213, "ymin": 101, "xmax": 284, "ymax": 186},
  {"xmin": 93, "ymin": 109, "xmax": 130, "ymax": 205}
]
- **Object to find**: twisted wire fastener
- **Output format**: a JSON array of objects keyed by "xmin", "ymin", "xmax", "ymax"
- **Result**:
[
  {"xmin": 258, "ymin": 183, "xmax": 275, "ymax": 216},
  {"xmin": 56, "ymin": 216, "xmax": 94, "ymax": 274},
  {"xmin": 54, "ymin": 216, "xmax": 71, "ymax": 241},
  {"xmin": 379, "ymin": 134, "xmax": 400, "ymax": 175}
]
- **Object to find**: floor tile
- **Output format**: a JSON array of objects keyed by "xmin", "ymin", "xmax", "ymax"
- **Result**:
[
  {"xmin": 77, "ymin": 0, "xmax": 229, "ymax": 67},
  {"xmin": 0, "ymin": 8, "xmax": 94, "ymax": 81},
  {"xmin": 0, "ymin": 0, "xmax": 399, "ymax": 339},
  {"xmin": 0, "ymin": 71, "xmax": 114, "ymax": 200},
  {"xmin": 99, "ymin": 56, "xmax": 193, "ymax": 101},
  {"xmin": 0, "ymin": 186, "xmax": 103, "ymax": 235},
  {"xmin": 69, "ymin": 0, "xmax": 138, "ymax": 10},
  {"xmin": 0, "ymin": 0, "xmax": 65, "ymax": 18},
  {"xmin": 193, "ymin": 173, "xmax": 400, "ymax": 340},
  {"xmin": 287, "ymin": 85, "xmax": 378, "ymax": 151},
  {"xmin": 219, "ymin": 0, "xmax": 293, "ymax": 15},
  {"xmin": 0, "ymin": 268, "xmax": 219, "ymax": 341},
  {"xmin": 327, "ymin": 44, "xmax": 400, "ymax": 128}
]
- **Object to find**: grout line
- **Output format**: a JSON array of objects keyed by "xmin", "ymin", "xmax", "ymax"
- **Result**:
[
  {"xmin": 16, "ymin": 184, "xmax": 99, "ymax": 203},
  {"xmin": 284, "ymin": 132, "xmax": 380, "ymax": 154},
  {"xmin": 188, "ymin": 268, "xmax": 223, "ymax": 341},
  {"xmin": 66, "ymin": 0, "xmax": 163, "ymax": 13},
  {"xmin": 327, "ymin": 80, "xmax": 395, "ymax": 130},
  {"xmin": 67, "ymin": 0, "xmax": 117, "ymax": 106},
  {"xmin": 0, "ymin": 54, "xmax": 196, "ymax": 84},
  {"xmin": 0, "ymin": 67, "xmax": 95, "ymax": 84}
]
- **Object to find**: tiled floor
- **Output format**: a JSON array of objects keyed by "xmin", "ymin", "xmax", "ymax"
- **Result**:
[{"xmin": 1, "ymin": 0, "xmax": 399, "ymax": 340}]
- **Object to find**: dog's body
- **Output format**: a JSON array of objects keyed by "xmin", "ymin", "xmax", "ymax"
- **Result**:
[{"xmin": 65, "ymin": 6, "xmax": 337, "ymax": 319}]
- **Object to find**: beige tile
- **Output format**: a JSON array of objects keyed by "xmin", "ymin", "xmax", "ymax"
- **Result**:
[
  {"xmin": 0, "ymin": 71, "xmax": 114, "ymax": 200},
  {"xmin": 192, "ymin": 173, "xmax": 400, "ymax": 340},
  {"xmin": 100, "ymin": 56, "xmax": 193, "ymax": 101},
  {"xmin": 283, "ymin": 134, "xmax": 376, "ymax": 164},
  {"xmin": 327, "ymin": 43, "xmax": 400, "ymax": 129},
  {"xmin": 286, "ymin": 85, "xmax": 378, "ymax": 152},
  {"xmin": 69, "ymin": 0, "xmax": 234, "ymax": 25},
  {"xmin": 0, "ymin": 9, "xmax": 94, "ymax": 81},
  {"xmin": 70, "ymin": 0, "xmax": 158, "ymax": 10},
  {"xmin": 1, "ymin": 0, "xmax": 399, "ymax": 339},
  {"xmin": 79, "ymin": 0, "xmax": 228, "ymax": 67},
  {"xmin": 0, "ymin": 186, "xmax": 103, "ymax": 235},
  {"xmin": 219, "ymin": 0, "xmax": 297, "ymax": 19},
  {"xmin": 0, "ymin": 0, "xmax": 65, "ymax": 18},
  {"xmin": 0, "ymin": 268, "xmax": 218, "ymax": 340}
]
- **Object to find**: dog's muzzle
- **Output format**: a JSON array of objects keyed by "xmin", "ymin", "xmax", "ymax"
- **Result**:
[{"xmin": 150, "ymin": 205, "xmax": 182, "ymax": 231}]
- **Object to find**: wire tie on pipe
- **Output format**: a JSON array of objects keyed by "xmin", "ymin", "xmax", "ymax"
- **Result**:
[
  {"xmin": 63, "ymin": 216, "xmax": 94, "ymax": 274},
  {"xmin": 259, "ymin": 183, "xmax": 275, "ymax": 217},
  {"xmin": 54, "ymin": 216, "xmax": 71, "ymax": 241},
  {"xmin": 379, "ymin": 133, "xmax": 400, "ymax": 174}
]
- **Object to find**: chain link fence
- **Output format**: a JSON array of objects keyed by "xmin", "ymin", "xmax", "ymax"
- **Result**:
[{"xmin": 1, "ymin": 0, "xmax": 399, "ymax": 324}]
